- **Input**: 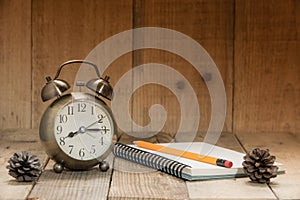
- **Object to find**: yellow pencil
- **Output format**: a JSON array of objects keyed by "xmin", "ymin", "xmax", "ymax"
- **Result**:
[{"xmin": 134, "ymin": 141, "xmax": 233, "ymax": 168}]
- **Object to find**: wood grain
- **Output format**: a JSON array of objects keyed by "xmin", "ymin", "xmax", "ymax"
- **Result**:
[
  {"xmin": 31, "ymin": 0, "xmax": 133, "ymax": 128},
  {"xmin": 29, "ymin": 156, "xmax": 113, "ymax": 200},
  {"xmin": 237, "ymin": 131, "xmax": 300, "ymax": 200},
  {"xmin": 187, "ymin": 179, "xmax": 277, "ymax": 200},
  {"xmin": 2, "ymin": 128, "xmax": 300, "ymax": 199},
  {"xmin": 0, "ymin": 0, "xmax": 31, "ymax": 128},
  {"xmin": 131, "ymin": 0, "xmax": 234, "ymax": 136},
  {"xmin": 0, "ymin": 129, "xmax": 47, "ymax": 200},
  {"xmin": 234, "ymin": 0, "xmax": 300, "ymax": 133},
  {"xmin": 1, "ymin": 0, "xmax": 299, "ymax": 135},
  {"xmin": 110, "ymin": 132, "xmax": 188, "ymax": 199},
  {"xmin": 109, "ymin": 158, "xmax": 188, "ymax": 200},
  {"xmin": 186, "ymin": 132, "xmax": 277, "ymax": 200}
]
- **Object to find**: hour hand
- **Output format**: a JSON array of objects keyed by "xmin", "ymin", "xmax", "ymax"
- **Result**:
[{"xmin": 65, "ymin": 131, "xmax": 78, "ymax": 138}]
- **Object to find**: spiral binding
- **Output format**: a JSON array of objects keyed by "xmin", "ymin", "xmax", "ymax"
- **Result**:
[{"xmin": 113, "ymin": 143, "xmax": 190, "ymax": 180}]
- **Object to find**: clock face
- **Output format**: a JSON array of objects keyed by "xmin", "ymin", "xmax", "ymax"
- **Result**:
[{"xmin": 54, "ymin": 98, "xmax": 113, "ymax": 161}]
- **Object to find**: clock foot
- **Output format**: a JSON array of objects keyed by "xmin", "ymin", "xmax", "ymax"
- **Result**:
[
  {"xmin": 99, "ymin": 161, "xmax": 109, "ymax": 172},
  {"xmin": 53, "ymin": 163, "xmax": 64, "ymax": 173}
]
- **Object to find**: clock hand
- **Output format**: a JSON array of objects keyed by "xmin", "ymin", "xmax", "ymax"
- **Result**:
[
  {"xmin": 64, "ymin": 126, "xmax": 100, "ymax": 139},
  {"xmin": 65, "ymin": 126, "xmax": 90, "ymax": 139},
  {"xmin": 85, "ymin": 115, "xmax": 106, "ymax": 129},
  {"xmin": 86, "ymin": 128, "xmax": 102, "ymax": 131},
  {"xmin": 86, "ymin": 127, "xmax": 110, "ymax": 134},
  {"xmin": 64, "ymin": 131, "xmax": 78, "ymax": 138},
  {"xmin": 64, "ymin": 116, "xmax": 107, "ymax": 139}
]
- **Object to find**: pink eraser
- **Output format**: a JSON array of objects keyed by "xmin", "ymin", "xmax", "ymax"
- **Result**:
[{"xmin": 224, "ymin": 160, "xmax": 233, "ymax": 168}]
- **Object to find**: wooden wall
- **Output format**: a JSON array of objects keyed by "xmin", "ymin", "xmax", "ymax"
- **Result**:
[
  {"xmin": 234, "ymin": 0, "xmax": 300, "ymax": 133},
  {"xmin": 0, "ymin": 0, "xmax": 299, "ymax": 135}
]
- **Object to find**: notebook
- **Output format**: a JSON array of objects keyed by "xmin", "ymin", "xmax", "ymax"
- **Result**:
[{"xmin": 113, "ymin": 142, "xmax": 285, "ymax": 181}]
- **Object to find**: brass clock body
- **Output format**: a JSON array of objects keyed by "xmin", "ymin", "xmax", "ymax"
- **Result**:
[{"xmin": 39, "ymin": 93, "xmax": 116, "ymax": 170}]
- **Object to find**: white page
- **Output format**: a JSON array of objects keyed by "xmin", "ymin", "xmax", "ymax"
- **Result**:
[{"xmin": 133, "ymin": 142, "xmax": 284, "ymax": 178}]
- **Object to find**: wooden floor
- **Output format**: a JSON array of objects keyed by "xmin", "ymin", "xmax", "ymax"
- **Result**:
[{"xmin": 0, "ymin": 129, "xmax": 299, "ymax": 200}]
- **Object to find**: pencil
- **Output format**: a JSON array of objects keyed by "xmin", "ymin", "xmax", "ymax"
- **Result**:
[{"xmin": 134, "ymin": 141, "xmax": 233, "ymax": 168}]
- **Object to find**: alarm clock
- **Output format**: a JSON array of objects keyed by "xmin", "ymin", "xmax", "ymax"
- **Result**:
[{"xmin": 39, "ymin": 60, "xmax": 116, "ymax": 173}]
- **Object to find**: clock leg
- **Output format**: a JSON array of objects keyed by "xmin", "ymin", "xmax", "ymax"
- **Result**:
[
  {"xmin": 99, "ymin": 160, "xmax": 109, "ymax": 172},
  {"xmin": 53, "ymin": 163, "xmax": 64, "ymax": 173}
]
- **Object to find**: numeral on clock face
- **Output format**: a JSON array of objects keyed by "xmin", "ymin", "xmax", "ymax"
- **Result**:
[
  {"xmin": 68, "ymin": 145, "xmax": 74, "ymax": 154},
  {"xmin": 60, "ymin": 137, "xmax": 65, "ymax": 145},
  {"xmin": 67, "ymin": 106, "xmax": 74, "ymax": 115},
  {"xmin": 100, "ymin": 137, "xmax": 104, "ymax": 145},
  {"xmin": 91, "ymin": 106, "xmax": 94, "ymax": 115},
  {"xmin": 78, "ymin": 103, "xmax": 86, "ymax": 112},
  {"xmin": 90, "ymin": 145, "xmax": 96, "ymax": 154},
  {"xmin": 79, "ymin": 148, "xmax": 85, "ymax": 158},
  {"xmin": 57, "ymin": 125, "xmax": 62, "ymax": 134},
  {"xmin": 98, "ymin": 114, "xmax": 106, "ymax": 123},
  {"xmin": 59, "ymin": 114, "xmax": 68, "ymax": 123}
]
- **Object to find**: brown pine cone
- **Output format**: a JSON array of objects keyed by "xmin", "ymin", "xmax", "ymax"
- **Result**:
[
  {"xmin": 6, "ymin": 151, "xmax": 42, "ymax": 182},
  {"xmin": 242, "ymin": 148, "xmax": 278, "ymax": 183}
]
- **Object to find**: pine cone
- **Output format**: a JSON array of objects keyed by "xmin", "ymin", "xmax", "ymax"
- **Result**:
[
  {"xmin": 242, "ymin": 148, "xmax": 278, "ymax": 183},
  {"xmin": 6, "ymin": 151, "xmax": 42, "ymax": 182}
]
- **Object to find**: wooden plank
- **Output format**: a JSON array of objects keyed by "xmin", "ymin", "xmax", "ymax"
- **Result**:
[
  {"xmin": 237, "ymin": 132, "xmax": 300, "ymax": 200},
  {"xmin": 28, "ymin": 155, "xmax": 113, "ymax": 200},
  {"xmin": 234, "ymin": 0, "xmax": 300, "ymax": 133},
  {"xmin": 131, "ymin": 0, "xmax": 234, "ymax": 136},
  {"xmin": 109, "ymin": 132, "xmax": 188, "ymax": 199},
  {"xmin": 114, "ymin": 132, "xmax": 276, "ymax": 199},
  {"xmin": 109, "ymin": 157, "xmax": 189, "ymax": 200},
  {"xmin": 0, "ymin": 129, "xmax": 47, "ymax": 200},
  {"xmin": 31, "ymin": 0, "xmax": 133, "ymax": 129},
  {"xmin": 186, "ymin": 132, "xmax": 277, "ymax": 200},
  {"xmin": 0, "ymin": 0, "xmax": 31, "ymax": 128},
  {"xmin": 187, "ymin": 179, "xmax": 277, "ymax": 200}
]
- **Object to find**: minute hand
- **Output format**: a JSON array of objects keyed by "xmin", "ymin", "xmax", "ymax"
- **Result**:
[
  {"xmin": 86, "ymin": 128, "xmax": 102, "ymax": 131},
  {"xmin": 85, "ymin": 115, "xmax": 106, "ymax": 129}
]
